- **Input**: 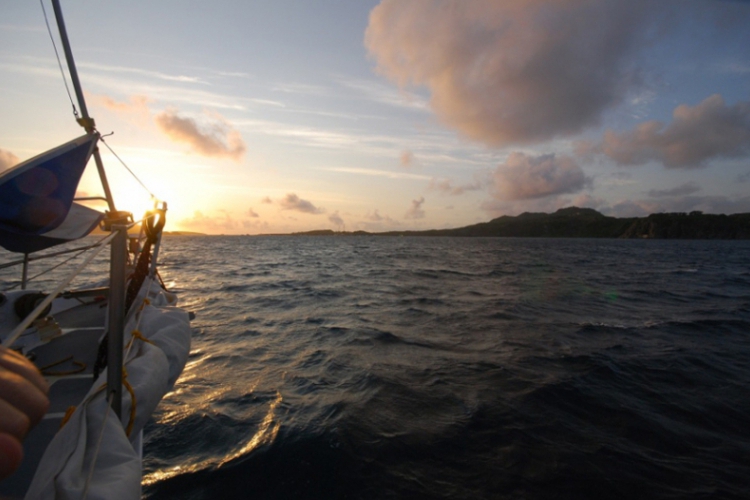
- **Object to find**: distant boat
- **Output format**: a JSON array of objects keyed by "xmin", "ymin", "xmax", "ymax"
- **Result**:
[{"xmin": 0, "ymin": 1, "xmax": 191, "ymax": 498}]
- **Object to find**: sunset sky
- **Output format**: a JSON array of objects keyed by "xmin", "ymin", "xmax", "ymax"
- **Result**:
[{"xmin": 1, "ymin": 0, "xmax": 749, "ymax": 234}]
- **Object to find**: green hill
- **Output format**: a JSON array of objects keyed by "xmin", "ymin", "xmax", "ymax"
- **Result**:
[{"xmin": 292, "ymin": 207, "xmax": 750, "ymax": 239}]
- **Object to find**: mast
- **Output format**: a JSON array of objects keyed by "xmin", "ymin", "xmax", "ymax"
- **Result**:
[
  {"xmin": 50, "ymin": 0, "xmax": 126, "ymax": 418},
  {"xmin": 50, "ymin": 0, "xmax": 117, "ymax": 213}
]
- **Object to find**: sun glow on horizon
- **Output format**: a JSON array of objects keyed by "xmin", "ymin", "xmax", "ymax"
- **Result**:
[{"xmin": 2, "ymin": 1, "xmax": 749, "ymax": 236}]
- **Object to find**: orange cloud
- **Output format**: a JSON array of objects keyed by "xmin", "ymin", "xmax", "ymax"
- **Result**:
[
  {"xmin": 400, "ymin": 150, "xmax": 415, "ymax": 168},
  {"xmin": 365, "ymin": 0, "xmax": 662, "ymax": 146},
  {"xmin": 0, "ymin": 148, "xmax": 19, "ymax": 171},
  {"xmin": 155, "ymin": 109, "xmax": 246, "ymax": 161},
  {"xmin": 599, "ymin": 95, "xmax": 750, "ymax": 168},
  {"xmin": 428, "ymin": 177, "xmax": 483, "ymax": 196},
  {"xmin": 178, "ymin": 209, "xmax": 267, "ymax": 233},
  {"xmin": 88, "ymin": 94, "xmax": 152, "ymax": 126},
  {"xmin": 91, "ymin": 94, "xmax": 150, "ymax": 114},
  {"xmin": 492, "ymin": 152, "xmax": 588, "ymax": 200}
]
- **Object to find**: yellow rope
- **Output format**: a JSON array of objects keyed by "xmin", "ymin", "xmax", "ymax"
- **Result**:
[
  {"xmin": 60, "ymin": 406, "xmax": 77, "ymax": 429},
  {"xmin": 39, "ymin": 355, "xmax": 72, "ymax": 371},
  {"xmin": 122, "ymin": 367, "xmax": 137, "ymax": 437},
  {"xmin": 126, "ymin": 329, "xmax": 156, "ymax": 349},
  {"xmin": 40, "ymin": 356, "xmax": 87, "ymax": 376}
]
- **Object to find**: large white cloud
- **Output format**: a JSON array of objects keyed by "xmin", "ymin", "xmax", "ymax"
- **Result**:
[
  {"xmin": 492, "ymin": 152, "xmax": 589, "ymax": 200},
  {"xmin": 365, "ymin": 0, "xmax": 661, "ymax": 146}
]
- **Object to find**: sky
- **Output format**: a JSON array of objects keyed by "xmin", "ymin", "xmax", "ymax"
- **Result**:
[{"xmin": 1, "ymin": 0, "xmax": 749, "ymax": 235}]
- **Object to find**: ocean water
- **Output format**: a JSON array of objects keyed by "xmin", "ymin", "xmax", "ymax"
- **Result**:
[
  {"xmin": 139, "ymin": 236, "xmax": 750, "ymax": 500},
  {"xmin": 3, "ymin": 236, "xmax": 750, "ymax": 499}
]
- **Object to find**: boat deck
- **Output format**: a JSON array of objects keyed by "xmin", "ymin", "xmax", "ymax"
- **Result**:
[{"xmin": 1, "ymin": 299, "xmax": 107, "ymax": 498}]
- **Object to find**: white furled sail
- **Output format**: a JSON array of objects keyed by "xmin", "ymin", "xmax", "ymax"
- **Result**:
[{"xmin": 24, "ymin": 279, "xmax": 191, "ymax": 500}]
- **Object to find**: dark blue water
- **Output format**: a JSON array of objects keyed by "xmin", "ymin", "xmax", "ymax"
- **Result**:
[
  {"xmin": 137, "ymin": 236, "xmax": 750, "ymax": 499},
  {"xmin": 6, "ymin": 237, "xmax": 750, "ymax": 499}
]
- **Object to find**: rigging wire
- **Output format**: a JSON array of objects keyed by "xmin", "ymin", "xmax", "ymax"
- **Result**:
[
  {"xmin": 2, "ymin": 247, "xmax": 89, "ymax": 292},
  {"xmin": 3, "ymin": 232, "xmax": 117, "ymax": 347},
  {"xmin": 40, "ymin": 0, "xmax": 78, "ymax": 120},
  {"xmin": 99, "ymin": 136, "xmax": 157, "ymax": 201},
  {"xmin": 40, "ymin": 0, "xmax": 158, "ymax": 203},
  {"xmin": 0, "ymin": 232, "xmax": 117, "ymax": 292}
]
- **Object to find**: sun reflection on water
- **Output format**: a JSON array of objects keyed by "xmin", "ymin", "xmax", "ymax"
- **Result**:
[{"xmin": 143, "ymin": 390, "xmax": 282, "ymax": 487}]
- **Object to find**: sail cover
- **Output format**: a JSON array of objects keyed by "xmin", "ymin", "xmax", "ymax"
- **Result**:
[{"xmin": 0, "ymin": 134, "xmax": 103, "ymax": 253}]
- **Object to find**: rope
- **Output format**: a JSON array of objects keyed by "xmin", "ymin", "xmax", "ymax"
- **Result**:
[
  {"xmin": 71, "ymin": 280, "xmax": 158, "ymax": 494},
  {"xmin": 39, "ymin": 355, "xmax": 87, "ymax": 376},
  {"xmin": 125, "ymin": 210, "xmax": 164, "ymax": 312},
  {"xmin": 122, "ymin": 367, "xmax": 137, "ymax": 437},
  {"xmin": 59, "ymin": 406, "xmax": 76, "ymax": 429},
  {"xmin": 126, "ymin": 329, "xmax": 155, "ymax": 349},
  {"xmin": 39, "ymin": 0, "xmax": 78, "ymax": 120}
]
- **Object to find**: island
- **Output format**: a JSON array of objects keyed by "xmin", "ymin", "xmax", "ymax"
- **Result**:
[{"xmin": 292, "ymin": 207, "xmax": 750, "ymax": 239}]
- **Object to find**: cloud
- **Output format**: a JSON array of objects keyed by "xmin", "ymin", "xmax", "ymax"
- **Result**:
[
  {"xmin": 570, "ymin": 194, "xmax": 608, "ymax": 211},
  {"xmin": 364, "ymin": 210, "xmax": 384, "ymax": 222},
  {"xmin": 242, "ymin": 219, "xmax": 270, "ymax": 231},
  {"xmin": 480, "ymin": 196, "xmax": 573, "ymax": 218},
  {"xmin": 79, "ymin": 61, "xmax": 205, "ymax": 84},
  {"xmin": 0, "ymin": 148, "xmax": 19, "ymax": 171},
  {"xmin": 602, "ymin": 195, "xmax": 750, "ymax": 217},
  {"xmin": 328, "ymin": 211, "xmax": 345, "ymax": 230},
  {"xmin": 606, "ymin": 200, "xmax": 658, "ymax": 218},
  {"xmin": 599, "ymin": 95, "xmax": 750, "ymax": 168},
  {"xmin": 178, "ymin": 209, "xmax": 241, "ymax": 233},
  {"xmin": 261, "ymin": 196, "xmax": 273, "ymax": 204},
  {"xmin": 336, "ymin": 77, "xmax": 429, "ymax": 111},
  {"xmin": 404, "ymin": 196, "xmax": 426, "ymax": 219},
  {"xmin": 178, "ymin": 209, "xmax": 268, "ymax": 234},
  {"xmin": 89, "ymin": 93, "xmax": 152, "ymax": 126},
  {"xmin": 321, "ymin": 166, "xmax": 430, "ymax": 181},
  {"xmin": 365, "ymin": 0, "xmax": 665, "ymax": 146},
  {"xmin": 278, "ymin": 193, "xmax": 325, "ymax": 214},
  {"xmin": 400, "ymin": 150, "xmax": 415, "ymax": 168},
  {"xmin": 247, "ymin": 208, "xmax": 259, "ymax": 218},
  {"xmin": 491, "ymin": 152, "xmax": 589, "ymax": 200},
  {"xmin": 360, "ymin": 209, "xmax": 400, "ymax": 230},
  {"xmin": 91, "ymin": 94, "xmax": 150, "ymax": 114},
  {"xmin": 647, "ymin": 182, "xmax": 700, "ymax": 198},
  {"xmin": 155, "ymin": 109, "xmax": 246, "ymax": 161},
  {"xmin": 428, "ymin": 177, "xmax": 483, "ymax": 196}
]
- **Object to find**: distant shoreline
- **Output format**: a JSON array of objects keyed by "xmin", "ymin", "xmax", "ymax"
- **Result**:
[
  {"xmin": 285, "ymin": 207, "xmax": 750, "ymax": 240},
  {"xmin": 165, "ymin": 207, "xmax": 750, "ymax": 240}
]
